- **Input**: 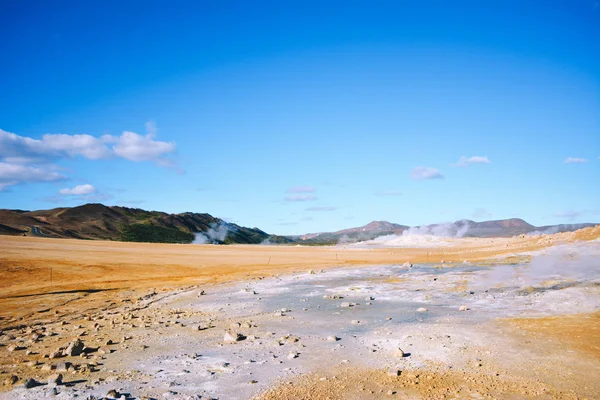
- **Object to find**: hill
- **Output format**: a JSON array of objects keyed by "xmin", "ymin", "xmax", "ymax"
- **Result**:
[
  {"xmin": 299, "ymin": 218, "xmax": 598, "ymax": 244},
  {"xmin": 0, "ymin": 203, "xmax": 292, "ymax": 245}
]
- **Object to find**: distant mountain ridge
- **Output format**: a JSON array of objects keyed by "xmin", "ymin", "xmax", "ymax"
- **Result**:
[
  {"xmin": 0, "ymin": 204, "xmax": 597, "ymax": 245},
  {"xmin": 299, "ymin": 218, "xmax": 598, "ymax": 244},
  {"xmin": 0, "ymin": 203, "xmax": 292, "ymax": 244}
]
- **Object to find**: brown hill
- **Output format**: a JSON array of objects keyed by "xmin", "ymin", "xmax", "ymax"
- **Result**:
[{"xmin": 0, "ymin": 203, "xmax": 291, "ymax": 244}]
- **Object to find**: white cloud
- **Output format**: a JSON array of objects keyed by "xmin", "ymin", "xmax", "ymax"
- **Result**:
[
  {"xmin": 564, "ymin": 157, "xmax": 587, "ymax": 164},
  {"xmin": 59, "ymin": 184, "xmax": 96, "ymax": 195},
  {"xmin": 286, "ymin": 186, "xmax": 316, "ymax": 193},
  {"xmin": 284, "ymin": 194, "xmax": 317, "ymax": 202},
  {"xmin": 452, "ymin": 155, "xmax": 491, "ymax": 167},
  {"xmin": 410, "ymin": 166, "xmax": 444, "ymax": 180},
  {"xmin": 112, "ymin": 131, "xmax": 175, "ymax": 163},
  {"xmin": 0, "ymin": 123, "xmax": 178, "ymax": 189},
  {"xmin": 0, "ymin": 162, "xmax": 65, "ymax": 191}
]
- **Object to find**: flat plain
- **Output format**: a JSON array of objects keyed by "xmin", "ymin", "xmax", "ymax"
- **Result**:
[{"xmin": 0, "ymin": 227, "xmax": 599, "ymax": 399}]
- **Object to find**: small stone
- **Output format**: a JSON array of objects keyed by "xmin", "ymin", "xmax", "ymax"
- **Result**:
[
  {"xmin": 107, "ymin": 389, "xmax": 120, "ymax": 398},
  {"xmin": 340, "ymin": 302, "xmax": 351, "ymax": 308},
  {"xmin": 326, "ymin": 335, "xmax": 339, "ymax": 342},
  {"xmin": 387, "ymin": 368, "xmax": 401, "ymax": 377},
  {"xmin": 402, "ymin": 262, "xmax": 412, "ymax": 268},
  {"xmin": 287, "ymin": 351, "xmax": 299, "ymax": 360},
  {"xmin": 223, "ymin": 330, "xmax": 244, "ymax": 343},
  {"xmin": 47, "ymin": 373, "xmax": 63, "ymax": 386},
  {"xmin": 23, "ymin": 378, "xmax": 40, "ymax": 388},
  {"xmin": 65, "ymin": 339, "xmax": 84, "ymax": 356},
  {"xmin": 3, "ymin": 375, "xmax": 17, "ymax": 386},
  {"xmin": 351, "ymin": 320, "xmax": 360, "ymax": 324},
  {"xmin": 7, "ymin": 344, "xmax": 23, "ymax": 352},
  {"xmin": 459, "ymin": 305, "xmax": 469, "ymax": 311},
  {"xmin": 417, "ymin": 307, "xmax": 428, "ymax": 312},
  {"xmin": 41, "ymin": 363, "xmax": 55, "ymax": 371},
  {"xmin": 387, "ymin": 389, "xmax": 396, "ymax": 395},
  {"xmin": 249, "ymin": 380, "xmax": 258, "ymax": 384},
  {"xmin": 49, "ymin": 349, "xmax": 63, "ymax": 359},
  {"xmin": 56, "ymin": 361, "xmax": 72, "ymax": 372}
]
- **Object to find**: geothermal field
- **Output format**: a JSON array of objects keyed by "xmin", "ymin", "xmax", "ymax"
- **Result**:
[{"xmin": 0, "ymin": 228, "xmax": 599, "ymax": 400}]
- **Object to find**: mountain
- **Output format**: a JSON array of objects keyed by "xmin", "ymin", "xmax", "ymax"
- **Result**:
[
  {"xmin": 298, "ymin": 221, "xmax": 409, "ymax": 244},
  {"xmin": 299, "ymin": 218, "xmax": 598, "ymax": 244},
  {"xmin": 0, "ymin": 203, "xmax": 293, "ymax": 244}
]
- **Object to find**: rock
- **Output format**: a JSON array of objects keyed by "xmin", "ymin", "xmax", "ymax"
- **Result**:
[
  {"xmin": 365, "ymin": 296, "xmax": 375, "ymax": 301},
  {"xmin": 281, "ymin": 308, "xmax": 291, "ymax": 313},
  {"xmin": 3, "ymin": 375, "xmax": 17, "ymax": 386},
  {"xmin": 56, "ymin": 361, "xmax": 72, "ymax": 372},
  {"xmin": 323, "ymin": 294, "xmax": 343, "ymax": 300},
  {"xmin": 49, "ymin": 348, "xmax": 63, "ymax": 359},
  {"xmin": 387, "ymin": 389, "xmax": 396, "ymax": 395},
  {"xmin": 7, "ymin": 344, "xmax": 24, "ymax": 352},
  {"xmin": 351, "ymin": 320, "xmax": 360, "ymax": 324},
  {"xmin": 65, "ymin": 339, "xmax": 84, "ymax": 356},
  {"xmin": 41, "ymin": 363, "xmax": 55, "ymax": 371},
  {"xmin": 47, "ymin": 373, "xmax": 63, "ymax": 386},
  {"xmin": 387, "ymin": 368, "xmax": 401, "ymax": 377},
  {"xmin": 308, "ymin": 270, "xmax": 315, "ymax": 274},
  {"xmin": 106, "ymin": 389, "xmax": 120, "ymax": 398},
  {"xmin": 287, "ymin": 351, "xmax": 299, "ymax": 360},
  {"xmin": 417, "ymin": 307, "xmax": 428, "ymax": 312},
  {"xmin": 106, "ymin": 339, "xmax": 114, "ymax": 345},
  {"xmin": 23, "ymin": 378, "xmax": 40, "ymax": 388},
  {"xmin": 98, "ymin": 346, "xmax": 112, "ymax": 355},
  {"xmin": 459, "ymin": 305, "xmax": 469, "ymax": 311},
  {"xmin": 396, "ymin": 348, "xmax": 406, "ymax": 357},
  {"xmin": 340, "ymin": 302, "xmax": 352, "ymax": 308},
  {"xmin": 223, "ymin": 331, "xmax": 244, "ymax": 343},
  {"xmin": 197, "ymin": 323, "xmax": 211, "ymax": 331},
  {"xmin": 241, "ymin": 322, "xmax": 252, "ymax": 329},
  {"xmin": 402, "ymin": 262, "xmax": 412, "ymax": 268},
  {"xmin": 326, "ymin": 335, "xmax": 339, "ymax": 342}
]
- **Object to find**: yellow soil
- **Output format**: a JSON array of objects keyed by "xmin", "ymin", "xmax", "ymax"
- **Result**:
[
  {"xmin": 0, "ymin": 225, "xmax": 598, "ymax": 321},
  {"xmin": 503, "ymin": 311, "xmax": 600, "ymax": 359}
]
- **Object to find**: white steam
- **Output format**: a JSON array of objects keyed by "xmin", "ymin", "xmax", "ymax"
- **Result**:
[
  {"xmin": 350, "ymin": 221, "xmax": 471, "ymax": 248},
  {"xmin": 476, "ymin": 242, "xmax": 600, "ymax": 288},
  {"xmin": 193, "ymin": 221, "xmax": 236, "ymax": 244}
]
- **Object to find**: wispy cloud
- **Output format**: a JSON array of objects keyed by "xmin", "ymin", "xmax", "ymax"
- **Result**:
[
  {"xmin": 59, "ymin": 184, "xmax": 96, "ymax": 196},
  {"xmin": 375, "ymin": 189, "xmax": 402, "ymax": 196},
  {"xmin": 0, "ymin": 122, "xmax": 178, "ymax": 190},
  {"xmin": 306, "ymin": 206, "xmax": 337, "ymax": 212},
  {"xmin": 554, "ymin": 210, "xmax": 581, "ymax": 219},
  {"xmin": 452, "ymin": 155, "xmax": 491, "ymax": 167},
  {"xmin": 410, "ymin": 166, "xmax": 444, "ymax": 181},
  {"xmin": 0, "ymin": 162, "xmax": 65, "ymax": 191},
  {"xmin": 284, "ymin": 194, "xmax": 317, "ymax": 202},
  {"xmin": 286, "ymin": 186, "xmax": 315, "ymax": 193},
  {"xmin": 564, "ymin": 157, "xmax": 587, "ymax": 164}
]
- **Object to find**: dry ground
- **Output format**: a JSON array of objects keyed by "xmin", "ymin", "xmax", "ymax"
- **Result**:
[{"xmin": 0, "ymin": 226, "xmax": 598, "ymax": 399}]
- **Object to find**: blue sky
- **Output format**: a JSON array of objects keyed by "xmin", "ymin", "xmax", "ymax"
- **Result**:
[{"xmin": 1, "ymin": 0, "xmax": 599, "ymax": 235}]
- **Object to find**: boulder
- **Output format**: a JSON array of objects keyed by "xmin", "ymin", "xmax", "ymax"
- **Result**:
[{"xmin": 65, "ymin": 339, "xmax": 84, "ymax": 356}]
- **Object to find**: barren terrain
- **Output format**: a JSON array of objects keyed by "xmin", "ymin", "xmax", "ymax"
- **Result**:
[{"xmin": 0, "ymin": 227, "xmax": 599, "ymax": 399}]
